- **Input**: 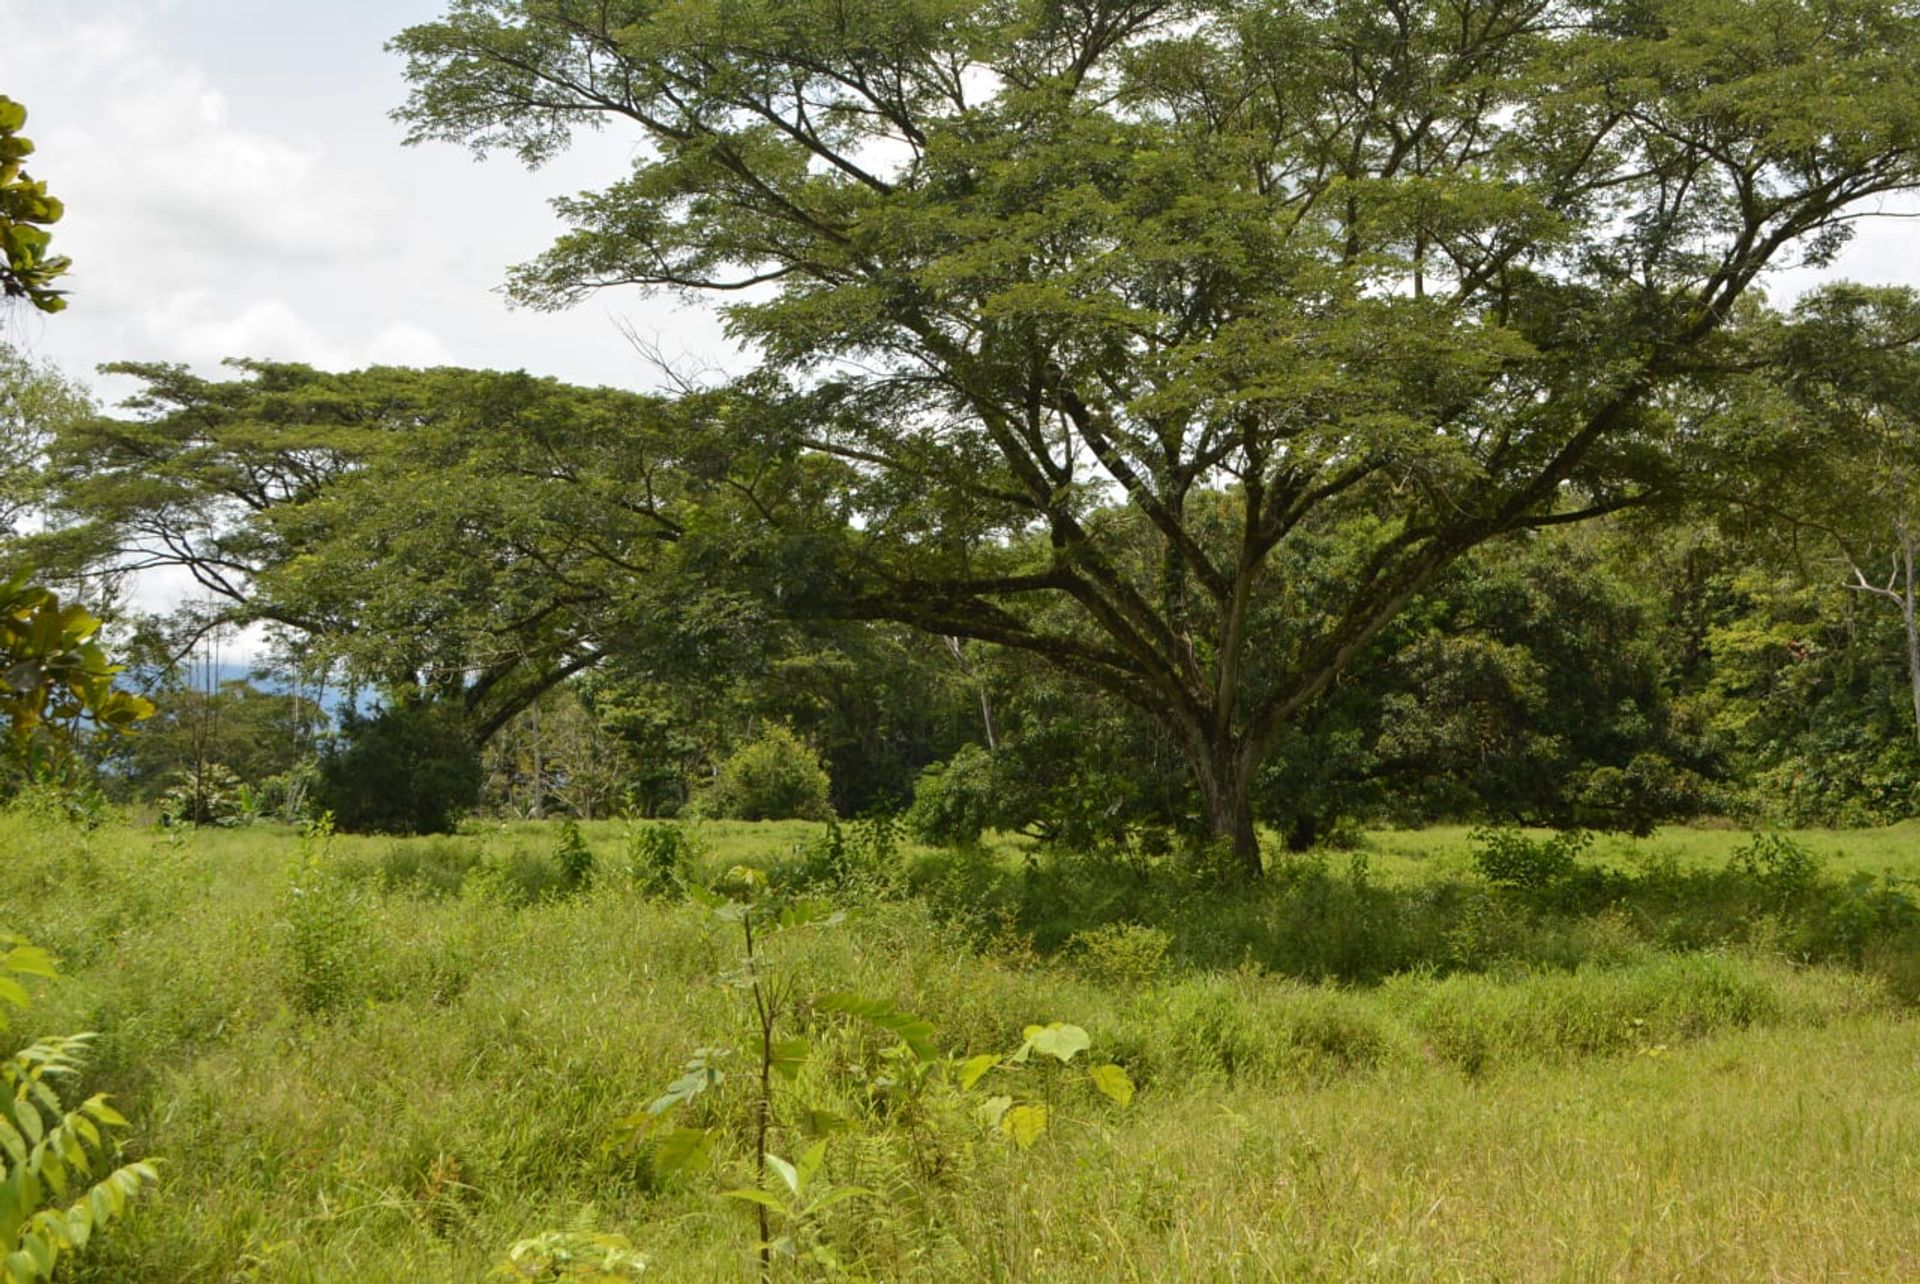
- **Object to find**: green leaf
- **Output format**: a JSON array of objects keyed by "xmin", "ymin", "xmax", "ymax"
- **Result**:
[
  {"xmin": 766, "ymin": 1151, "xmax": 801, "ymax": 1199},
  {"xmin": 797, "ymin": 1107, "xmax": 853, "ymax": 1137},
  {"xmin": 794, "ymin": 1138, "xmax": 828, "ymax": 1188},
  {"xmin": 0, "ymin": 1115, "xmax": 27, "ymax": 1164},
  {"xmin": 770, "ymin": 1036, "xmax": 810, "ymax": 1082},
  {"xmin": 646, "ymin": 1053, "xmax": 726, "ymax": 1115},
  {"xmin": 805, "ymin": 1184, "xmax": 876, "ymax": 1215},
  {"xmin": 1001, "ymin": 1103, "xmax": 1050, "ymax": 1149},
  {"xmin": 1089, "ymin": 1062, "xmax": 1135, "ymax": 1107},
  {"xmin": 973, "ymin": 1094, "xmax": 1013, "ymax": 1129},
  {"xmin": 15, "ymin": 1097, "xmax": 43, "ymax": 1145},
  {"xmin": 721, "ymin": 1187, "xmax": 790, "ymax": 1214},
  {"xmin": 81, "ymin": 1098, "xmax": 127, "ymax": 1129},
  {"xmin": 1023, "ymin": 1022, "xmax": 1091, "ymax": 1064},
  {"xmin": 1, "ymin": 946, "xmax": 56, "ymax": 979},
  {"xmin": 776, "ymin": 898, "xmax": 843, "ymax": 930},
  {"xmin": 818, "ymin": 993, "xmax": 937, "ymax": 1061},
  {"xmin": 958, "ymin": 1053, "xmax": 998, "ymax": 1091},
  {"xmin": 649, "ymin": 1127, "xmax": 713, "ymax": 1177},
  {"xmin": 23, "ymin": 1228, "xmax": 53, "ymax": 1274}
]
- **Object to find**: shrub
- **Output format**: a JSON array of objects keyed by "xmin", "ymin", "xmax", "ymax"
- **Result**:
[
  {"xmin": 1, "ymin": 937, "xmax": 157, "ymax": 1282},
  {"xmin": 795, "ymin": 811, "xmax": 903, "ymax": 895},
  {"xmin": 278, "ymin": 817, "xmax": 368, "ymax": 1016},
  {"xmin": 554, "ymin": 818, "xmax": 593, "ymax": 890},
  {"xmin": 1727, "ymin": 831, "xmax": 1824, "ymax": 908},
  {"xmin": 315, "ymin": 702, "xmax": 483, "ymax": 835},
  {"xmin": 1470, "ymin": 826, "xmax": 1591, "ymax": 892},
  {"xmin": 625, "ymin": 821, "xmax": 702, "ymax": 899},
  {"xmin": 703, "ymin": 723, "xmax": 833, "ymax": 822},
  {"xmin": 905, "ymin": 744, "xmax": 998, "ymax": 847},
  {"xmin": 1070, "ymin": 922, "xmax": 1172, "ymax": 987},
  {"xmin": 158, "ymin": 762, "xmax": 246, "ymax": 827}
]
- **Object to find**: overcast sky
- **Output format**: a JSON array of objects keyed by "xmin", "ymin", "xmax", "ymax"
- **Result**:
[{"xmin": 0, "ymin": 0, "xmax": 738, "ymax": 401}]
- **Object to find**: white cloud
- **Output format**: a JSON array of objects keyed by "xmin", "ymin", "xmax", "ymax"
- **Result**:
[
  {"xmin": 136, "ymin": 293, "xmax": 343, "ymax": 367},
  {"xmin": 364, "ymin": 321, "xmax": 456, "ymax": 368},
  {"xmin": 0, "ymin": 3, "xmax": 678, "ymax": 384}
]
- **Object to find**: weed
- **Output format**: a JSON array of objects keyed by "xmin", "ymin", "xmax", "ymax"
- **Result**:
[
  {"xmin": 626, "ymin": 821, "xmax": 702, "ymax": 900},
  {"xmin": 1470, "ymin": 826, "xmax": 1592, "ymax": 892},
  {"xmin": 554, "ymin": 819, "xmax": 594, "ymax": 891},
  {"xmin": 278, "ymin": 814, "xmax": 369, "ymax": 1017},
  {"xmin": 1069, "ymin": 923, "xmax": 1172, "ymax": 987}
]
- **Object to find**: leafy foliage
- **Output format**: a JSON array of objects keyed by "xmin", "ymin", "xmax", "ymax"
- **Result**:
[
  {"xmin": 625, "ymin": 821, "xmax": 702, "ymax": 900},
  {"xmin": 702, "ymin": 724, "xmax": 833, "ymax": 823},
  {"xmin": 905, "ymin": 745, "xmax": 999, "ymax": 848},
  {"xmin": 1470, "ymin": 827, "xmax": 1593, "ymax": 893},
  {"xmin": 962, "ymin": 1021, "xmax": 1134, "ymax": 1150},
  {"xmin": 0, "ymin": 98, "xmax": 67, "ymax": 314},
  {"xmin": 0, "ymin": 579, "xmax": 152, "ymax": 793},
  {"xmin": 0, "ymin": 941, "xmax": 155, "ymax": 1283},
  {"xmin": 493, "ymin": 1227, "xmax": 649, "ymax": 1281},
  {"xmin": 553, "ymin": 818, "xmax": 593, "ymax": 890},
  {"xmin": 316, "ymin": 702, "xmax": 483, "ymax": 834},
  {"xmin": 277, "ymin": 816, "xmax": 369, "ymax": 1017}
]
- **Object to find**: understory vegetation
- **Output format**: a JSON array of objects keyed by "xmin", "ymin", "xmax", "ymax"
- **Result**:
[{"xmin": 7, "ymin": 812, "xmax": 1920, "ymax": 1280}]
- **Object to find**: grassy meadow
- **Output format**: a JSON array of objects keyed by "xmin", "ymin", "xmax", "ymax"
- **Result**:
[{"xmin": 7, "ymin": 811, "xmax": 1920, "ymax": 1281}]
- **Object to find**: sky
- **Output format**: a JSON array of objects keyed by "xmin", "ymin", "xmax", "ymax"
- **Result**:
[{"xmin": 0, "ymin": 0, "xmax": 738, "ymax": 401}]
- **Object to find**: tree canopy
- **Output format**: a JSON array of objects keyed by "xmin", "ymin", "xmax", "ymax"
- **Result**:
[
  {"xmin": 39, "ymin": 361, "xmax": 732, "ymax": 741},
  {"xmin": 392, "ymin": 0, "xmax": 1920, "ymax": 873}
]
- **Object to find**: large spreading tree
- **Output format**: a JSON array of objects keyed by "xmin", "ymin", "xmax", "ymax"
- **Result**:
[
  {"xmin": 392, "ymin": 0, "xmax": 1920, "ymax": 875},
  {"xmin": 39, "ymin": 361, "xmax": 722, "ymax": 741}
]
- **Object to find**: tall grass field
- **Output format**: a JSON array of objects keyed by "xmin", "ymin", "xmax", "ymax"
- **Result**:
[{"xmin": 7, "ymin": 811, "xmax": 1920, "ymax": 1280}]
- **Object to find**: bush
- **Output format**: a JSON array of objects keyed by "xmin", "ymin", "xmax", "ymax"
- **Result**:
[
  {"xmin": 1727, "ymin": 831, "xmax": 1824, "ymax": 908},
  {"xmin": 315, "ymin": 702, "xmax": 483, "ymax": 835},
  {"xmin": 554, "ymin": 818, "xmax": 593, "ymax": 890},
  {"xmin": 159, "ymin": 761, "xmax": 247, "ymax": 827},
  {"xmin": 905, "ymin": 744, "xmax": 998, "ymax": 847},
  {"xmin": 702, "ymin": 723, "xmax": 833, "ymax": 821},
  {"xmin": 626, "ymin": 821, "xmax": 702, "ymax": 899},
  {"xmin": 791, "ymin": 811, "xmax": 905, "ymax": 896},
  {"xmin": 278, "ymin": 817, "xmax": 369, "ymax": 1017},
  {"xmin": 1070, "ymin": 922, "xmax": 1172, "ymax": 987},
  {"xmin": 1470, "ymin": 826, "xmax": 1591, "ymax": 892}
]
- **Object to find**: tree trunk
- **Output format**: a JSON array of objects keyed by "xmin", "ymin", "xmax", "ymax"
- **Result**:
[
  {"xmin": 1901, "ymin": 523, "xmax": 1920, "ymax": 751},
  {"xmin": 529, "ymin": 701, "xmax": 546, "ymax": 820},
  {"xmin": 1196, "ymin": 744, "xmax": 1262, "ymax": 880},
  {"xmin": 1285, "ymin": 813, "xmax": 1319, "ymax": 853}
]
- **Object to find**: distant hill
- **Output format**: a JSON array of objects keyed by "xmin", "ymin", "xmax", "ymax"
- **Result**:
[{"xmin": 133, "ymin": 660, "xmax": 354, "ymax": 718}]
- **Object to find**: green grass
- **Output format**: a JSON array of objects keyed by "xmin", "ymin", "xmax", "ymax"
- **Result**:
[{"xmin": 4, "ymin": 813, "xmax": 1920, "ymax": 1280}]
